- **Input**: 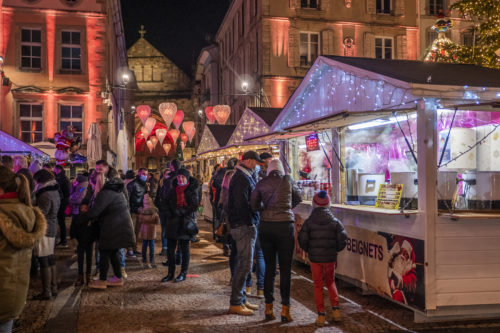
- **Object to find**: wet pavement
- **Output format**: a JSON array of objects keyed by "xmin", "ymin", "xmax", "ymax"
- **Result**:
[{"xmin": 18, "ymin": 220, "xmax": 500, "ymax": 333}]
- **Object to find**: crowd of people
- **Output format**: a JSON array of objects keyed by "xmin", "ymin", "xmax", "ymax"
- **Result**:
[
  {"xmin": 210, "ymin": 150, "xmax": 348, "ymax": 327},
  {"xmin": 0, "ymin": 149, "xmax": 348, "ymax": 331}
]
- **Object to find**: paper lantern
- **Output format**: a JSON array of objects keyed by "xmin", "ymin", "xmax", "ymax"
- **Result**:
[
  {"xmin": 205, "ymin": 106, "xmax": 216, "ymax": 123},
  {"xmin": 169, "ymin": 129, "xmax": 180, "ymax": 143},
  {"xmin": 162, "ymin": 143, "xmax": 171, "ymax": 155},
  {"xmin": 182, "ymin": 121, "xmax": 195, "ymax": 141},
  {"xmin": 159, "ymin": 102, "xmax": 177, "ymax": 128},
  {"xmin": 144, "ymin": 117, "xmax": 157, "ymax": 134},
  {"xmin": 141, "ymin": 126, "xmax": 150, "ymax": 138},
  {"xmin": 180, "ymin": 132, "xmax": 188, "ymax": 144},
  {"xmin": 146, "ymin": 140, "xmax": 154, "ymax": 153},
  {"xmin": 150, "ymin": 136, "xmax": 159, "ymax": 149},
  {"xmin": 214, "ymin": 105, "xmax": 231, "ymax": 125},
  {"xmin": 180, "ymin": 141, "xmax": 186, "ymax": 150},
  {"xmin": 136, "ymin": 105, "xmax": 151, "ymax": 125},
  {"xmin": 173, "ymin": 110, "xmax": 184, "ymax": 129},
  {"xmin": 155, "ymin": 128, "xmax": 167, "ymax": 144}
]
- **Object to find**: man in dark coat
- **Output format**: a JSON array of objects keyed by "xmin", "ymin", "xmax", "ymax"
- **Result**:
[
  {"xmin": 86, "ymin": 177, "xmax": 135, "ymax": 289},
  {"xmin": 53, "ymin": 165, "xmax": 70, "ymax": 247},
  {"xmin": 127, "ymin": 168, "xmax": 148, "ymax": 255},
  {"xmin": 211, "ymin": 164, "xmax": 227, "ymax": 237},
  {"xmin": 161, "ymin": 168, "xmax": 198, "ymax": 283},
  {"xmin": 155, "ymin": 159, "xmax": 181, "ymax": 256},
  {"xmin": 227, "ymin": 151, "xmax": 262, "ymax": 316}
]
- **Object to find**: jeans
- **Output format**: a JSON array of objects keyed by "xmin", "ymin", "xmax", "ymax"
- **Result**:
[
  {"xmin": 142, "ymin": 239, "xmax": 155, "ymax": 262},
  {"xmin": 77, "ymin": 245, "xmax": 93, "ymax": 275},
  {"xmin": 259, "ymin": 221, "xmax": 295, "ymax": 306},
  {"xmin": 229, "ymin": 237, "xmax": 252, "ymax": 287},
  {"xmin": 230, "ymin": 224, "xmax": 257, "ymax": 306},
  {"xmin": 311, "ymin": 261, "xmax": 339, "ymax": 313},
  {"xmin": 253, "ymin": 237, "xmax": 265, "ymax": 290},
  {"xmin": 0, "ymin": 320, "xmax": 13, "ymax": 333},
  {"xmin": 120, "ymin": 248, "xmax": 126, "ymax": 268},
  {"xmin": 99, "ymin": 249, "xmax": 122, "ymax": 281},
  {"xmin": 159, "ymin": 211, "xmax": 168, "ymax": 250},
  {"xmin": 131, "ymin": 213, "xmax": 140, "ymax": 250},
  {"xmin": 167, "ymin": 239, "xmax": 190, "ymax": 274},
  {"xmin": 95, "ymin": 242, "xmax": 100, "ymax": 270},
  {"xmin": 57, "ymin": 208, "xmax": 67, "ymax": 244}
]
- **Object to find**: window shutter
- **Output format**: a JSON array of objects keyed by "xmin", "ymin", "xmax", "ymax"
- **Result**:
[
  {"xmin": 288, "ymin": 24, "xmax": 299, "ymax": 67},
  {"xmin": 396, "ymin": 35, "xmax": 407, "ymax": 59},
  {"xmin": 366, "ymin": 0, "xmax": 376, "ymax": 14},
  {"xmin": 364, "ymin": 32, "xmax": 375, "ymax": 57},
  {"xmin": 394, "ymin": 0, "xmax": 405, "ymax": 16},
  {"xmin": 321, "ymin": 29, "xmax": 334, "ymax": 55}
]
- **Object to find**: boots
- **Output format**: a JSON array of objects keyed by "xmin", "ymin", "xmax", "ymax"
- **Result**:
[
  {"xmin": 315, "ymin": 312, "xmax": 326, "ymax": 327},
  {"xmin": 74, "ymin": 274, "xmax": 84, "ymax": 287},
  {"xmin": 331, "ymin": 307, "xmax": 342, "ymax": 322},
  {"xmin": 245, "ymin": 286, "xmax": 252, "ymax": 296},
  {"xmin": 265, "ymin": 303, "xmax": 276, "ymax": 320},
  {"xmin": 33, "ymin": 267, "xmax": 52, "ymax": 300},
  {"xmin": 228, "ymin": 304, "xmax": 254, "ymax": 316},
  {"xmin": 50, "ymin": 265, "xmax": 58, "ymax": 297},
  {"xmin": 281, "ymin": 305, "xmax": 293, "ymax": 323},
  {"xmin": 175, "ymin": 271, "xmax": 187, "ymax": 282},
  {"xmin": 85, "ymin": 273, "xmax": 92, "ymax": 285},
  {"xmin": 244, "ymin": 301, "xmax": 259, "ymax": 310},
  {"xmin": 161, "ymin": 273, "xmax": 174, "ymax": 282},
  {"xmin": 257, "ymin": 289, "xmax": 264, "ymax": 298}
]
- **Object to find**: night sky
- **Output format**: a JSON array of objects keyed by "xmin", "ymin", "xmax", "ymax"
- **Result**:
[{"xmin": 120, "ymin": 0, "xmax": 231, "ymax": 77}]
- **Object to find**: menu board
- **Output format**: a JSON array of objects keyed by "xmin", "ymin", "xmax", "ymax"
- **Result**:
[
  {"xmin": 375, "ymin": 184, "xmax": 404, "ymax": 210},
  {"xmin": 305, "ymin": 133, "xmax": 320, "ymax": 152}
]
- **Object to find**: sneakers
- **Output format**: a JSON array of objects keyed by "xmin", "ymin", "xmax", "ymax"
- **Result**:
[
  {"xmin": 89, "ymin": 279, "xmax": 107, "ymax": 289},
  {"xmin": 107, "ymin": 276, "xmax": 124, "ymax": 287},
  {"xmin": 244, "ymin": 301, "xmax": 259, "ymax": 310},
  {"xmin": 228, "ymin": 304, "xmax": 254, "ymax": 316},
  {"xmin": 126, "ymin": 250, "xmax": 136, "ymax": 258},
  {"xmin": 332, "ymin": 307, "xmax": 342, "ymax": 322},
  {"xmin": 121, "ymin": 267, "xmax": 128, "ymax": 279}
]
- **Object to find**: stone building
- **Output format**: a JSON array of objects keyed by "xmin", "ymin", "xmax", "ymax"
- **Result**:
[
  {"xmin": 0, "ymin": 0, "xmax": 132, "ymax": 170},
  {"xmin": 207, "ymin": 0, "xmax": 473, "ymax": 124},
  {"xmin": 128, "ymin": 26, "xmax": 195, "ymax": 170}
]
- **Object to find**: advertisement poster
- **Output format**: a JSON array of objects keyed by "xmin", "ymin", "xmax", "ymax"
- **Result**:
[
  {"xmin": 336, "ymin": 226, "xmax": 425, "ymax": 311},
  {"xmin": 375, "ymin": 184, "xmax": 404, "ymax": 210},
  {"xmin": 305, "ymin": 133, "xmax": 320, "ymax": 152}
]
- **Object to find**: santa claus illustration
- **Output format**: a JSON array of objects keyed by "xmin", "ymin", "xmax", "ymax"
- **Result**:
[{"xmin": 388, "ymin": 239, "xmax": 417, "ymax": 304}]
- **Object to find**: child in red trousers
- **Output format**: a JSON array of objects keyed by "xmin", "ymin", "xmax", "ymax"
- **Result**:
[{"xmin": 298, "ymin": 190, "xmax": 347, "ymax": 327}]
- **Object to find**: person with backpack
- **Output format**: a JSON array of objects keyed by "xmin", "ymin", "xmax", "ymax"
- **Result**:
[{"xmin": 298, "ymin": 190, "xmax": 348, "ymax": 327}]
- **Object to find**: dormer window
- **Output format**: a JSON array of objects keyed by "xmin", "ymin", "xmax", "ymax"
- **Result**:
[{"xmin": 301, "ymin": 0, "xmax": 318, "ymax": 9}]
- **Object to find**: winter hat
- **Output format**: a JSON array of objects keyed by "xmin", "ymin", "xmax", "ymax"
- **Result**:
[
  {"xmin": 267, "ymin": 159, "xmax": 285, "ymax": 176},
  {"xmin": 177, "ymin": 168, "xmax": 190, "ymax": 179},
  {"xmin": 171, "ymin": 159, "xmax": 181, "ymax": 172},
  {"xmin": 313, "ymin": 190, "xmax": 330, "ymax": 208}
]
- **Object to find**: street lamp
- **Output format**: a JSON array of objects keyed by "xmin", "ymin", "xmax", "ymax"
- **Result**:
[
  {"xmin": 0, "ymin": 56, "xmax": 4, "ymax": 67},
  {"xmin": 241, "ymin": 81, "xmax": 249, "ymax": 93},
  {"xmin": 122, "ymin": 73, "xmax": 130, "ymax": 86},
  {"xmin": 198, "ymin": 109, "xmax": 203, "ymax": 116}
]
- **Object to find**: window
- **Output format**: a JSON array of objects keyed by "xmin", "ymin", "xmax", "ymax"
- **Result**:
[
  {"xmin": 134, "ymin": 66, "xmax": 143, "ymax": 81},
  {"xmin": 462, "ymin": 31, "xmax": 474, "ymax": 47},
  {"xmin": 426, "ymin": 30, "xmax": 436, "ymax": 47},
  {"xmin": 147, "ymin": 157, "xmax": 158, "ymax": 171},
  {"xmin": 428, "ymin": 0, "xmax": 444, "ymax": 16},
  {"xmin": 59, "ymin": 105, "xmax": 83, "ymax": 137},
  {"xmin": 376, "ymin": 0, "xmax": 391, "ymax": 14},
  {"xmin": 300, "ymin": 32, "xmax": 319, "ymax": 66},
  {"xmin": 301, "ymin": 0, "xmax": 318, "ymax": 8},
  {"xmin": 241, "ymin": 3, "xmax": 245, "ymax": 36},
  {"xmin": 20, "ymin": 104, "xmax": 43, "ymax": 143},
  {"xmin": 375, "ymin": 37, "xmax": 393, "ymax": 59},
  {"xmin": 61, "ymin": 31, "xmax": 81, "ymax": 71},
  {"xmin": 21, "ymin": 28, "xmax": 41, "ymax": 69}
]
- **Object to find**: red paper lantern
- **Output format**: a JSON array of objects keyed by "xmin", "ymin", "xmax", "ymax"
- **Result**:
[
  {"xmin": 214, "ymin": 105, "xmax": 231, "ymax": 125},
  {"xmin": 180, "ymin": 132, "xmax": 188, "ymax": 144},
  {"xmin": 205, "ymin": 106, "xmax": 215, "ymax": 123},
  {"xmin": 136, "ymin": 105, "xmax": 151, "ymax": 125},
  {"xmin": 173, "ymin": 110, "xmax": 184, "ymax": 129}
]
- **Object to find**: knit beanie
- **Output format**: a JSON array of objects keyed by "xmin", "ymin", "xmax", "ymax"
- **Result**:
[
  {"xmin": 267, "ymin": 159, "xmax": 285, "ymax": 176},
  {"xmin": 177, "ymin": 168, "xmax": 190, "ymax": 179},
  {"xmin": 313, "ymin": 190, "xmax": 330, "ymax": 208},
  {"xmin": 171, "ymin": 159, "xmax": 181, "ymax": 172}
]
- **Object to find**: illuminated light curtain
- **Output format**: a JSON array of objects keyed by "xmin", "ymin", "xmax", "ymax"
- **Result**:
[{"xmin": 270, "ymin": 19, "xmax": 290, "ymax": 57}]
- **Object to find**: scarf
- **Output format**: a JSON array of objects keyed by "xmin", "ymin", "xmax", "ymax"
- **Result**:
[
  {"xmin": 176, "ymin": 183, "xmax": 189, "ymax": 207},
  {"xmin": 235, "ymin": 165, "xmax": 256, "ymax": 187},
  {"xmin": 0, "ymin": 192, "xmax": 17, "ymax": 200}
]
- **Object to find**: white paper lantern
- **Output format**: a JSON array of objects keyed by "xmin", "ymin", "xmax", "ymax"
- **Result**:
[
  {"xmin": 162, "ymin": 143, "xmax": 171, "ymax": 155},
  {"xmin": 159, "ymin": 102, "xmax": 177, "ymax": 128},
  {"xmin": 141, "ymin": 126, "xmax": 150, "ymax": 138},
  {"xmin": 146, "ymin": 140, "xmax": 154, "ymax": 153},
  {"xmin": 150, "ymin": 136, "xmax": 159, "ymax": 149},
  {"xmin": 214, "ymin": 105, "xmax": 231, "ymax": 124},
  {"xmin": 144, "ymin": 117, "xmax": 157, "ymax": 134},
  {"xmin": 156, "ymin": 128, "xmax": 167, "ymax": 144}
]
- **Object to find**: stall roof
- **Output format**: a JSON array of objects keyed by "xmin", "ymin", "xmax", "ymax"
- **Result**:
[
  {"xmin": 208, "ymin": 124, "xmax": 236, "ymax": 147},
  {"xmin": 227, "ymin": 107, "xmax": 282, "ymax": 146},
  {"xmin": 268, "ymin": 56, "xmax": 500, "ymax": 132},
  {"xmin": 249, "ymin": 108, "xmax": 282, "ymax": 127},
  {"xmin": 0, "ymin": 130, "xmax": 49, "ymax": 161},
  {"xmin": 324, "ymin": 56, "xmax": 500, "ymax": 88}
]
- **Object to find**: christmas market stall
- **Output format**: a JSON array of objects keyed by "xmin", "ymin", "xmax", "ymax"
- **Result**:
[
  {"xmin": 0, "ymin": 130, "xmax": 49, "ymax": 165},
  {"xmin": 247, "ymin": 55, "xmax": 500, "ymax": 322}
]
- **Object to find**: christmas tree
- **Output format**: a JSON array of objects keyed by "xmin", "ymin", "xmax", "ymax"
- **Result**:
[
  {"xmin": 424, "ymin": 18, "xmax": 460, "ymax": 63},
  {"xmin": 450, "ymin": 0, "xmax": 500, "ymax": 68}
]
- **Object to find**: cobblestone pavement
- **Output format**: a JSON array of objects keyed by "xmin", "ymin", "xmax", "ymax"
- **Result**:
[{"xmin": 19, "ymin": 220, "xmax": 500, "ymax": 333}]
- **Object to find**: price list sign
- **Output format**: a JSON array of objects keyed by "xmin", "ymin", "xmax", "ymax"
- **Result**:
[{"xmin": 375, "ymin": 184, "xmax": 404, "ymax": 210}]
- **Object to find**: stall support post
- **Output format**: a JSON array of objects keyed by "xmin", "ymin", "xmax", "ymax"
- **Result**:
[
  {"xmin": 417, "ymin": 98, "xmax": 438, "ymax": 312},
  {"xmin": 331, "ymin": 128, "xmax": 341, "ymax": 204}
]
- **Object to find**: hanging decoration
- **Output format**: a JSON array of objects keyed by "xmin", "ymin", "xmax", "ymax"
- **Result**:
[
  {"xmin": 182, "ymin": 121, "xmax": 195, "ymax": 142},
  {"xmin": 159, "ymin": 102, "xmax": 177, "ymax": 128},
  {"xmin": 173, "ymin": 110, "xmax": 184, "ymax": 129},
  {"xmin": 214, "ymin": 105, "xmax": 231, "ymax": 124},
  {"xmin": 205, "ymin": 106, "xmax": 216, "ymax": 123},
  {"xmin": 140, "ymin": 126, "xmax": 150, "ymax": 138},
  {"xmin": 155, "ymin": 128, "xmax": 167, "ymax": 144},
  {"xmin": 162, "ymin": 143, "xmax": 171, "ymax": 155},
  {"xmin": 145, "ymin": 117, "xmax": 157, "ymax": 134},
  {"xmin": 150, "ymin": 136, "xmax": 159, "ymax": 149},
  {"xmin": 54, "ymin": 125, "xmax": 85, "ymax": 166},
  {"xmin": 180, "ymin": 141, "xmax": 186, "ymax": 151},
  {"xmin": 136, "ymin": 105, "xmax": 151, "ymax": 125},
  {"xmin": 146, "ymin": 140, "xmax": 154, "ymax": 153},
  {"xmin": 180, "ymin": 132, "xmax": 188, "ymax": 144},
  {"xmin": 169, "ymin": 129, "xmax": 180, "ymax": 143},
  {"xmin": 423, "ymin": 18, "xmax": 459, "ymax": 63}
]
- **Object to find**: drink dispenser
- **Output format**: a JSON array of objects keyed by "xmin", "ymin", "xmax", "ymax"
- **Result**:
[
  {"xmin": 391, "ymin": 171, "xmax": 418, "ymax": 210},
  {"xmin": 357, "ymin": 173, "xmax": 385, "ymax": 206}
]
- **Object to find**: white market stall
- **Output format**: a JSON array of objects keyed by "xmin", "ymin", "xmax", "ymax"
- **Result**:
[
  {"xmin": 0, "ymin": 130, "xmax": 50, "ymax": 164},
  {"xmin": 248, "ymin": 55, "xmax": 500, "ymax": 322}
]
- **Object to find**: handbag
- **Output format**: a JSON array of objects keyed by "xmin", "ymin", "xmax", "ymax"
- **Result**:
[
  {"xmin": 183, "ymin": 216, "xmax": 199, "ymax": 236},
  {"xmin": 215, "ymin": 214, "xmax": 228, "ymax": 237}
]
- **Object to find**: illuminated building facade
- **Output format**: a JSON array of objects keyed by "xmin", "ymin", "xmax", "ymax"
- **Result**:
[{"xmin": 0, "ymin": 0, "xmax": 133, "ymax": 170}]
